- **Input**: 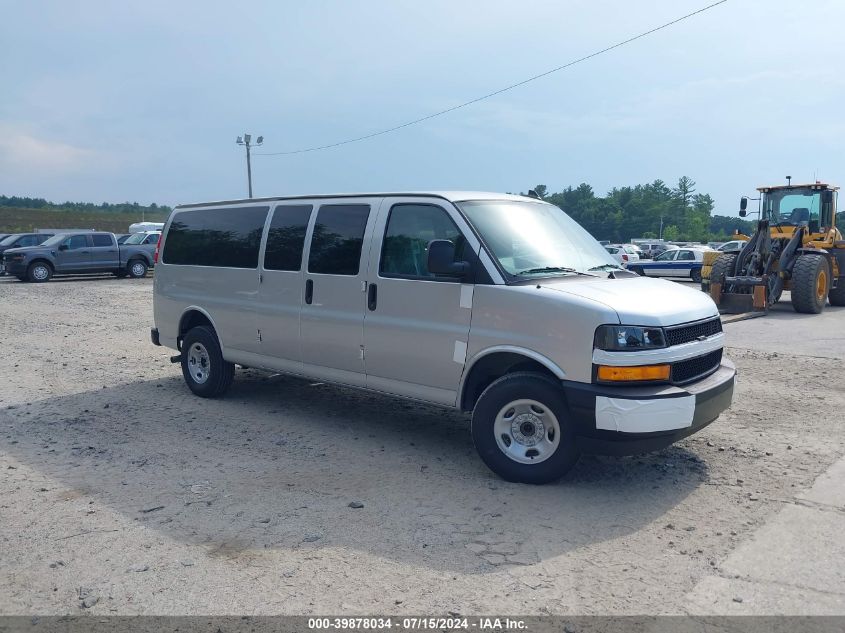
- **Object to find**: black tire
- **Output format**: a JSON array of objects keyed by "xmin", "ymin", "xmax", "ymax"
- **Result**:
[
  {"xmin": 26, "ymin": 261, "xmax": 53, "ymax": 283},
  {"xmin": 791, "ymin": 254, "xmax": 829, "ymax": 314},
  {"xmin": 16, "ymin": 275, "xmax": 26, "ymax": 282},
  {"xmin": 180, "ymin": 326, "xmax": 235, "ymax": 398},
  {"xmin": 127, "ymin": 259, "xmax": 148, "ymax": 278},
  {"xmin": 691, "ymin": 268, "xmax": 702, "ymax": 283},
  {"xmin": 710, "ymin": 253, "xmax": 737, "ymax": 287},
  {"xmin": 630, "ymin": 266, "xmax": 645, "ymax": 276},
  {"xmin": 471, "ymin": 372, "xmax": 579, "ymax": 484},
  {"xmin": 114, "ymin": 269, "xmax": 128, "ymax": 279},
  {"xmin": 829, "ymin": 278, "xmax": 845, "ymax": 306}
]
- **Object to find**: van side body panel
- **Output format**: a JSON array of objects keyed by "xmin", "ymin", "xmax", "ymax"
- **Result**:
[{"xmin": 465, "ymin": 283, "xmax": 620, "ymax": 385}]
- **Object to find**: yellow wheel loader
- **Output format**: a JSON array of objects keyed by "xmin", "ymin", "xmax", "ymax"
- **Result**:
[{"xmin": 709, "ymin": 181, "xmax": 845, "ymax": 314}]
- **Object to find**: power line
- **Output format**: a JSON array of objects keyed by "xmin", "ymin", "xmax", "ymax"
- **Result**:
[{"xmin": 256, "ymin": 0, "xmax": 727, "ymax": 157}]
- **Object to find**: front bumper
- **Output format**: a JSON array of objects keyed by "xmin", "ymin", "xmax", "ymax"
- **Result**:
[
  {"xmin": 563, "ymin": 359, "xmax": 735, "ymax": 455},
  {"xmin": 2, "ymin": 259, "xmax": 27, "ymax": 276}
]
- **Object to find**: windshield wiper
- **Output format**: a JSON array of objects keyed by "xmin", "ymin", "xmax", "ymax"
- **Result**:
[
  {"xmin": 516, "ymin": 266, "xmax": 578, "ymax": 276},
  {"xmin": 587, "ymin": 264, "xmax": 623, "ymax": 271},
  {"xmin": 516, "ymin": 266, "xmax": 600, "ymax": 277}
]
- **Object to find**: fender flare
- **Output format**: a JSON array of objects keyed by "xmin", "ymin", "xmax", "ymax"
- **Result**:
[
  {"xmin": 178, "ymin": 306, "xmax": 222, "ymax": 350},
  {"xmin": 458, "ymin": 345, "xmax": 566, "ymax": 405}
]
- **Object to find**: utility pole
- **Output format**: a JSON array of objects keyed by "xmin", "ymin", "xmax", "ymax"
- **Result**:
[{"xmin": 236, "ymin": 133, "xmax": 263, "ymax": 198}]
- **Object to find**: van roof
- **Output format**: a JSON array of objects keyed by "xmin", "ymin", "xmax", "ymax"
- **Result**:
[{"xmin": 175, "ymin": 191, "xmax": 536, "ymax": 210}]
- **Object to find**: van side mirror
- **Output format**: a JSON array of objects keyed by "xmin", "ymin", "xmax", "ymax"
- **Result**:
[
  {"xmin": 739, "ymin": 197, "xmax": 748, "ymax": 217},
  {"xmin": 427, "ymin": 239, "xmax": 470, "ymax": 277}
]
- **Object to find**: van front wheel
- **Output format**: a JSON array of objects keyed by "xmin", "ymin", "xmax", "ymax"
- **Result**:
[
  {"xmin": 180, "ymin": 326, "xmax": 235, "ymax": 398},
  {"xmin": 471, "ymin": 372, "xmax": 579, "ymax": 484}
]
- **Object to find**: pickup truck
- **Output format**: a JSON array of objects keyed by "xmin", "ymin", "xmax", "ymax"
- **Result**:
[{"xmin": 2, "ymin": 231, "xmax": 156, "ymax": 282}]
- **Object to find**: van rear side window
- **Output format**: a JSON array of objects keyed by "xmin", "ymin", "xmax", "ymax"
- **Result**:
[
  {"xmin": 163, "ymin": 206, "xmax": 269, "ymax": 268},
  {"xmin": 307, "ymin": 204, "xmax": 370, "ymax": 275},
  {"xmin": 264, "ymin": 205, "xmax": 313, "ymax": 271}
]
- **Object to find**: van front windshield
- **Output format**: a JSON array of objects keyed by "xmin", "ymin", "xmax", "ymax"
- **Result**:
[{"xmin": 458, "ymin": 200, "xmax": 620, "ymax": 278}]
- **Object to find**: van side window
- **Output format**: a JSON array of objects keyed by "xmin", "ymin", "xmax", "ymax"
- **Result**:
[
  {"xmin": 92, "ymin": 234, "xmax": 113, "ymax": 247},
  {"xmin": 307, "ymin": 205, "xmax": 370, "ymax": 275},
  {"xmin": 264, "ymin": 205, "xmax": 313, "ymax": 271},
  {"xmin": 380, "ymin": 204, "xmax": 465, "ymax": 278},
  {"xmin": 162, "ymin": 206, "xmax": 269, "ymax": 268}
]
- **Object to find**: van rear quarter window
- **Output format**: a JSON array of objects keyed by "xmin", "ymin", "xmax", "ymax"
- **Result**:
[
  {"xmin": 264, "ymin": 204, "xmax": 313, "ymax": 271},
  {"xmin": 163, "ymin": 206, "xmax": 269, "ymax": 268},
  {"xmin": 307, "ymin": 204, "xmax": 370, "ymax": 275}
]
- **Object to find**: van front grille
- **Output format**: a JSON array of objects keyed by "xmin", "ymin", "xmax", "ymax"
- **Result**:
[
  {"xmin": 664, "ymin": 318, "xmax": 722, "ymax": 347},
  {"xmin": 671, "ymin": 349, "xmax": 723, "ymax": 384}
]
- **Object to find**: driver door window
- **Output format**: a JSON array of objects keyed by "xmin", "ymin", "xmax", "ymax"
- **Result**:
[{"xmin": 380, "ymin": 204, "xmax": 465, "ymax": 279}]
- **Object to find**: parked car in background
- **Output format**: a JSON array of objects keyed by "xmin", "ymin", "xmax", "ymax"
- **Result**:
[
  {"xmin": 2, "ymin": 232, "xmax": 155, "ymax": 282},
  {"xmin": 636, "ymin": 243, "xmax": 666, "ymax": 259},
  {"xmin": 0, "ymin": 233, "xmax": 55, "ymax": 275},
  {"xmin": 623, "ymin": 243, "xmax": 644, "ymax": 259},
  {"xmin": 0, "ymin": 234, "xmax": 10, "ymax": 242},
  {"xmin": 598, "ymin": 240, "xmax": 610, "ymax": 246},
  {"xmin": 604, "ymin": 244, "xmax": 640, "ymax": 267},
  {"xmin": 717, "ymin": 239, "xmax": 747, "ymax": 252},
  {"xmin": 628, "ymin": 247, "xmax": 712, "ymax": 283},
  {"xmin": 123, "ymin": 230, "xmax": 161, "ymax": 246}
]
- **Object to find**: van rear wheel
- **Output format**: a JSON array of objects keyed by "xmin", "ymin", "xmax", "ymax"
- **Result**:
[
  {"xmin": 471, "ymin": 372, "xmax": 579, "ymax": 484},
  {"xmin": 180, "ymin": 326, "xmax": 235, "ymax": 398}
]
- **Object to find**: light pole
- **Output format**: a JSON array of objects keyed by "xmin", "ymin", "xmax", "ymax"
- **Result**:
[{"xmin": 236, "ymin": 134, "xmax": 263, "ymax": 198}]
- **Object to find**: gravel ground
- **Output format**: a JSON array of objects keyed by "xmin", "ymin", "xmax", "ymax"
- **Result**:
[{"xmin": 0, "ymin": 275, "xmax": 843, "ymax": 615}]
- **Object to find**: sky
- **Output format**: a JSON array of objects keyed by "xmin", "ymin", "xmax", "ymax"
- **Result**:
[{"xmin": 2, "ymin": 0, "xmax": 844, "ymax": 216}]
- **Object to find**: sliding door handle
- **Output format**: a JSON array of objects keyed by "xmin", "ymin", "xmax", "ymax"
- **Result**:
[
  {"xmin": 305, "ymin": 279, "xmax": 313, "ymax": 305},
  {"xmin": 367, "ymin": 283, "xmax": 377, "ymax": 311}
]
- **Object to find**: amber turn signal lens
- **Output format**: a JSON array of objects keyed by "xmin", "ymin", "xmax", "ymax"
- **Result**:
[{"xmin": 597, "ymin": 364, "xmax": 670, "ymax": 382}]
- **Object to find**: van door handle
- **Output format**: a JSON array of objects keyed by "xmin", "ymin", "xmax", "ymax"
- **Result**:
[
  {"xmin": 367, "ymin": 283, "xmax": 377, "ymax": 311},
  {"xmin": 305, "ymin": 279, "xmax": 313, "ymax": 305}
]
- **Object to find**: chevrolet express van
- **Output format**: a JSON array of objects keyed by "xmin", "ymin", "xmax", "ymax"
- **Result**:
[{"xmin": 151, "ymin": 192, "xmax": 735, "ymax": 483}]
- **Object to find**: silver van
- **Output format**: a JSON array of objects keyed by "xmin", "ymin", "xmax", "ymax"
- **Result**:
[{"xmin": 151, "ymin": 192, "xmax": 735, "ymax": 483}]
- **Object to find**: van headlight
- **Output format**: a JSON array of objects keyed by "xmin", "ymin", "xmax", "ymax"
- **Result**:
[{"xmin": 594, "ymin": 325, "xmax": 666, "ymax": 351}]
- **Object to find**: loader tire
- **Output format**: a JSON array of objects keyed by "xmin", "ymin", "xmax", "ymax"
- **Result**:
[
  {"xmin": 828, "ymin": 278, "xmax": 845, "ymax": 306},
  {"xmin": 791, "ymin": 254, "xmax": 828, "ymax": 314},
  {"xmin": 710, "ymin": 254, "xmax": 736, "ymax": 287}
]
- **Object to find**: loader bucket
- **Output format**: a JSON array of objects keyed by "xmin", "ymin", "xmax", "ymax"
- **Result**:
[{"xmin": 710, "ymin": 281, "xmax": 768, "ymax": 315}]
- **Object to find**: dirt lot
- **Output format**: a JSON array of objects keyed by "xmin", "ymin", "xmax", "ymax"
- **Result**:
[{"xmin": 1, "ymin": 275, "xmax": 843, "ymax": 615}]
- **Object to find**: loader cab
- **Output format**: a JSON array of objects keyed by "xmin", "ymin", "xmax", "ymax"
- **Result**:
[{"xmin": 756, "ymin": 184, "xmax": 837, "ymax": 234}]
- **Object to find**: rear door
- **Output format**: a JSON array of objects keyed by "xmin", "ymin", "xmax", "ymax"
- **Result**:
[
  {"xmin": 55, "ymin": 234, "xmax": 93, "ymax": 271},
  {"xmin": 299, "ymin": 198, "xmax": 380, "ymax": 386},
  {"xmin": 90, "ymin": 233, "xmax": 119, "ymax": 269},
  {"xmin": 254, "ymin": 203, "xmax": 314, "ymax": 371},
  {"xmin": 674, "ymin": 249, "xmax": 696, "ymax": 277},
  {"xmin": 362, "ymin": 197, "xmax": 477, "ymax": 405}
]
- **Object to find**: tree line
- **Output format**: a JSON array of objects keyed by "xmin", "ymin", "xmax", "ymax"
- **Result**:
[
  {"xmin": 525, "ymin": 178, "xmax": 754, "ymax": 243},
  {"xmin": 0, "ymin": 195, "xmax": 172, "ymax": 216}
]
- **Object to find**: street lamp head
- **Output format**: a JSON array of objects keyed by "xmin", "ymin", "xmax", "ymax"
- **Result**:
[
  {"xmin": 256, "ymin": 136, "xmax": 263, "ymax": 145},
  {"xmin": 236, "ymin": 136, "xmax": 243, "ymax": 145},
  {"xmin": 244, "ymin": 134, "xmax": 251, "ymax": 144}
]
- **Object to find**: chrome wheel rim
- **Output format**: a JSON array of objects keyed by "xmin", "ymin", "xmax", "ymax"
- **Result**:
[
  {"xmin": 131, "ymin": 262, "xmax": 146, "ymax": 277},
  {"xmin": 493, "ymin": 398, "xmax": 561, "ymax": 464},
  {"xmin": 187, "ymin": 342, "xmax": 210, "ymax": 384},
  {"xmin": 33, "ymin": 265, "xmax": 49, "ymax": 281}
]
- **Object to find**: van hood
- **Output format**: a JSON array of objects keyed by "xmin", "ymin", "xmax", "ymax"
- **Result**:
[{"xmin": 539, "ymin": 275, "xmax": 718, "ymax": 326}]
